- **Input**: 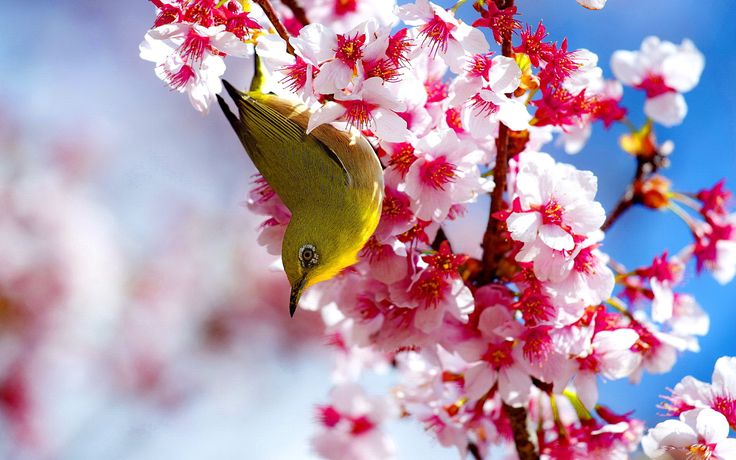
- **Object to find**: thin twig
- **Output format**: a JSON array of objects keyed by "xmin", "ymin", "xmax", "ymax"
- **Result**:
[
  {"xmin": 601, "ymin": 156, "xmax": 658, "ymax": 231},
  {"xmin": 281, "ymin": 0, "xmax": 310, "ymax": 26},
  {"xmin": 251, "ymin": 0, "xmax": 295, "ymax": 54}
]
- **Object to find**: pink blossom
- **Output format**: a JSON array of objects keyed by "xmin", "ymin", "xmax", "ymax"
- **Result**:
[
  {"xmin": 506, "ymin": 152, "xmax": 605, "ymax": 274},
  {"xmin": 573, "ymin": 328, "xmax": 641, "ymax": 409},
  {"xmin": 304, "ymin": 0, "xmax": 398, "ymax": 34},
  {"xmin": 307, "ymin": 77, "xmax": 409, "ymax": 141},
  {"xmin": 450, "ymin": 54, "xmax": 531, "ymax": 133},
  {"xmin": 312, "ymin": 383, "xmax": 397, "ymax": 460},
  {"xmin": 611, "ymin": 36, "xmax": 704, "ymax": 126},
  {"xmin": 139, "ymin": 23, "xmax": 249, "ymax": 113},
  {"xmin": 402, "ymin": 129, "xmax": 491, "ymax": 222},
  {"xmin": 397, "ymin": 0, "xmax": 489, "ymax": 73},
  {"xmin": 641, "ymin": 408, "xmax": 736, "ymax": 459}
]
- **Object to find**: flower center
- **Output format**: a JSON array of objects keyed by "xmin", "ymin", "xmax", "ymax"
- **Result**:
[
  {"xmin": 636, "ymin": 74, "xmax": 676, "ymax": 98},
  {"xmin": 334, "ymin": 0, "xmax": 358, "ymax": 16},
  {"xmin": 335, "ymin": 33, "xmax": 366, "ymax": 69},
  {"xmin": 419, "ymin": 157, "xmax": 456, "ymax": 190},
  {"xmin": 419, "ymin": 14, "xmax": 454, "ymax": 56},
  {"xmin": 687, "ymin": 443, "xmax": 715, "ymax": 460},
  {"xmin": 342, "ymin": 100, "xmax": 376, "ymax": 131},
  {"xmin": 482, "ymin": 341, "xmax": 515, "ymax": 369},
  {"xmin": 540, "ymin": 199, "xmax": 564, "ymax": 226},
  {"xmin": 470, "ymin": 93, "xmax": 500, "ymax": 116},
  {"xmin": 165, "ymin": 64, "xmax": 196, "ymax": 90}
]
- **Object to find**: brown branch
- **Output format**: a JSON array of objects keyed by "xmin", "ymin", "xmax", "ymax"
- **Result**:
[
  {"xmin": 431, "ymin": 226, "xmax": 450, "ymax": 251},
  {"xmin": 252, "ymin": 0, "xmax": 295, "ymax": 55},
  {"xmin": 480, "ymin": 0, "xmax": 515, "ymax": 283},
  {"xmin": 468, "ymin": 442, "xmax": 483, "ymax": 460},
  {"xmin": 281, "ymin": 0, "xmax": 310, "ymax": 26},
  {"xmin": 503, "ymin": 403, "xmax": 538, "ymax": 460},
  {"xmin": 601, "ymin": 156, "xmax": 658, "ymax": 231}
]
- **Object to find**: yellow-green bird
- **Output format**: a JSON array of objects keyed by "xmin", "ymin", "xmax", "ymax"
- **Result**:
[{"xmin": 217, "ymin": 64, "xmax": 383, "ymax": 317}]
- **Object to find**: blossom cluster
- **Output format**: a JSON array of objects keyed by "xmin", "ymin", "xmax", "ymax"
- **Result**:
[
  {"xmin": 136, "ymin": 0, "xmax": 734, "ymax": 459},
  {"xmin": 642, "ymin": 357, "xmax": 736, "ymax": 459}
]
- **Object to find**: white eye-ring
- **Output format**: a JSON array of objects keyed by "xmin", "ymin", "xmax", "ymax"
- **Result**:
[{"xmin": 299, "ymin": 244, "xmax": 319, "ymax": 268}]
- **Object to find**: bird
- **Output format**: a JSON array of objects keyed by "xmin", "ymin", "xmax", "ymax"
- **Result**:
[{"xmin": 217, "ymin": 58, "xmax": 384, "ymax": 317}]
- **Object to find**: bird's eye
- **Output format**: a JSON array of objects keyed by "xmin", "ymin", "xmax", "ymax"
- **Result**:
[{"xmin": 299, "ymin": 244, "xmax": 319, "ymax": 268}]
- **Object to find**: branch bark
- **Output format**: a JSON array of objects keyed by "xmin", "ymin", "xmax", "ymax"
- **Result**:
[
  {"xmin": 480, "ymin": 0, "xmax": 515, "ymax": 283},
  {"xmin": 601, "ymin": 155, "xmax": 658, "ymax": 231},
  {"xmin": 281, "ymin": 0, "xmax": 309, "ymax": 26},
  {"xmin": 503, "ymin": 403, "xmax": 538, "ymax": 460},
  {"xmin": 251, "ymin": 0, "xmax": 295, "ymax": 54}
]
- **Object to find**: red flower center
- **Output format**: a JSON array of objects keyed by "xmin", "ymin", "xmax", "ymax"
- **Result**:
[
  {"xmin": 419, "ymin": 14, "xmax": 454, "ymax": 56},
  {"xmin": 635, "ymin": 74, "xmax": 676, "ymax": 98},
  {"xmin": 335, "ymin": 33, "xmax": 366, "ymax": 69},
  {"xmin": 334, "ymin": 0, "xmax": 358, "ymax": 16},
  {"xmin": 419, "ymin": 156, "xmax": 456, "ymax": 190}
]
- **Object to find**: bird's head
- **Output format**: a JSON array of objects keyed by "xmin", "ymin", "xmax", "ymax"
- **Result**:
[{"xmin": 282, "ymin": 214, "xmax": 365, "ymax": 317}]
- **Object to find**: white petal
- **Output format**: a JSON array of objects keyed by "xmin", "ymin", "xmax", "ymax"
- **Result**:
[
  {"xmin": 651, "ymin": 279, "xmax": 674, "ymax": 323},
  {"xmin": 575, "ymin": 372, "xmax": 599, "ymax": 409},
  {"xmin": 307, "ymin": 102, "xmax": 346, "ymax": 133},
  {"xmin": 538, "ymin": 224, "xmax": 574, "ymax": 251},
  {"xmin": 211, "ymin": 31, "xmax": 250, "ymax": 57},
  {"xmin": 712, "ymin": 356, "xmax": 736, "ymax": 394},
  {"xmin": 644, "ymin": 92, "xmax": 687, "ymax": 127},
  {"xmin": 507, "ymin": 212, "xmax": 541, "ymax": 243},
  {"xmin": 610, "ymin": 50, "xmax": 643, "ymax": 86},
  {"xmin": 662, "ymin": 41, "xmax": 705, "ymax": 93},
  {"xmin": 290, "ymin": 23, "xmax": 336, "ymax": 64},
  {"xmin": 498, "ymin": 366, "xmax": 532, "ymax": 407},
  {"xmin": 464, "ymin": 364, "xmax": 496, "ymax": 401},
  {"xmin": 577, "ymin": 0, "xmax": 607, "ymax": 9},
  {"xmin": 497, "ymin": 99, "xmax": 532, "ymax": 131},
  {"xmin": 372, "ymin": 108, "xmax": 409, "ymax": 142},
  {"xmin": 694, "ymin": 408, "xmax": 729, "ymax": 443},
  {"xmin": 452, "ymin": 22, "xmax": 490, "ymax": 56},
  {"xmin": 488, "ymin": 55, "xmax": 521, "ymax": 94}
]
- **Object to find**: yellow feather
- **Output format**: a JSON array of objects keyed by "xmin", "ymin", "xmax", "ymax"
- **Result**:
[{"xmin": 217, "ymin": 79, "xmax": 383, "ymax": 316}]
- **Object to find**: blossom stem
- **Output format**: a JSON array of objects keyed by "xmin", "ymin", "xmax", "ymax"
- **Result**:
[
  {"xmin": 251, "ymin": 0, "xmax": 296, "ymax": 55},
  {"xmin": 281, "ymin": 0, "xmax": 310, "ymax": 26},
  {"xmin": 451, "ymin": 0, "xmax": 469, "ymax": 13},
  {"xmin": 562, "ymin": 389, "xmax": 593, "ymax": 420}
]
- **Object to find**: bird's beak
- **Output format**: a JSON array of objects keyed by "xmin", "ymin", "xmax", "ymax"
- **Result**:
[{"xmin": 289, "ymin": 274, "xmax": 307, "ymax": 318}]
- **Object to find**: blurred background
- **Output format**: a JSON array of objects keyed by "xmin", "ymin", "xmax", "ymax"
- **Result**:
[{"xmin": 0, "ymin": 0, "xmax": 734, "ymax": 458}]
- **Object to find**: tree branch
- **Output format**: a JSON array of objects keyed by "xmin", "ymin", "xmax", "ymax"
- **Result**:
[
  {"xmin": 480, "ymin": 0, "xmax": 515, "ymax": 283},
  {"xmin": 468, "ymin": 442, "xmax": 483, "ymax": 460},
  {"xmin": 251, "ymin": 0, "xmax": 295, "ymax": 54},
  {"xmin": 281, "ymin": 0, "xmax": 309, "ymax": 26},
  {"xmin": 601, "ymin": 156, "xmax": 658, "ymax": 231},
  {"xmin": 503, "ymin": 403, "xmax": 538, "ymax": 460}
]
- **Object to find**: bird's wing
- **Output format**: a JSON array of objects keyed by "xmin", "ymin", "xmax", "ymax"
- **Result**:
[{"xmin": 218, "ymin": 81, "xmax": 352, "ymax": 211}]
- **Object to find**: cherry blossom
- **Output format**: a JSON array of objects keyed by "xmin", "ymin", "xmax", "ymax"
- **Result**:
[
  {"xmin": 139, "ymin": 13, "xmax": 251, "ymax": 113},
  {"xmin": 397, "ymin": 0, "xmax": 490, "ymax": 73},
  {"xmin": 611, "ymin": 36, "xmax": 705, "ymax": 126},
  {"xmin": 402, "ymin": 129, "xmax": 491, "ymax": 221},
  {"xmin": 506, "ymin": 151, "xmax": 606, "ymax": 274},
  {"xmin": 641, "ymin": 408, "xmax": 736, "ymax": 459},
  {"xmin": 312, "ymin": 383, "xmax": 397, "ymax": 460},
  {"xmin": 307, "ymin": 77, "xmax": 409, "ymax": 141}
]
